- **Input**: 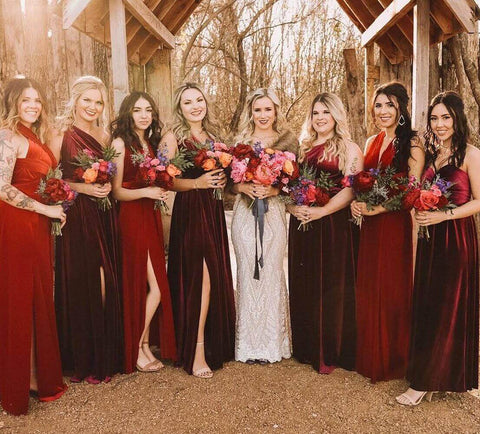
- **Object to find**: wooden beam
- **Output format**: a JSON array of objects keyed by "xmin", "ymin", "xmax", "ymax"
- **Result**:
[
  {"xmin": 364, "ymin": 44, "xmax": 377, "ymax": 136},
  {"xmin": 443, "ymin": 0, "xmax": 476, "ymax": 33},
  {"xmin": 123, "ymin": 0, "xmax": 175, "ymax": 48},
  {"xmin": 361, "ymin": 0, "xmax": 415, "ymax": 47},
  {"xmin": 375, "ymin": 0, "xmax": 414, "ymax": 44},
  {"xmin": 126, "ymin": 0, "xmax": 161, "ymax": 25},
  {"xmin": 63, "ymin": 0, "xmax": 92, "ymax": 29},
  {"xmin": 412, "ymin": 0, "xmax": 430, "ymax": 131},
  {"xmin": 127, "ymin": 0, "xmax": 176, "ymax": 43},
  {"xmin": 109, "ymin": 0, "xmax": 129, "ymax": 111}
]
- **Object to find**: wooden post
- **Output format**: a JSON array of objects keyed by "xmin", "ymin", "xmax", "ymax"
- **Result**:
[
  {"xmin": 108, "ymin": 0, "xmax": 129, "ymax": 112},
  {"xmin": 412, "ymin": 0, "xmax": 430, "ymax": 132},
  {"xmin": 364, "ymin": 44, "xmax": 376, "ymax": 137}
]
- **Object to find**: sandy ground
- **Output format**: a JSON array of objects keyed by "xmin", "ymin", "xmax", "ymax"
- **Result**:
[{"xmin": 1, "ymin": 211, "xmax": 479, "ymax": 433}]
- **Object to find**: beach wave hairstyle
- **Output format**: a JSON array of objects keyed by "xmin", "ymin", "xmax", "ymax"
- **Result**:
[
  {"xmin": 165, "ymin": 82, "xmax": 221, "ymax": 143},
  {"xmin": 56, "ymin": 75, "xmax": 109, "ymax": 133},
  {"xmin": 235, "ymin": 88, "xmax": 288, "ymax": 145},
  {"xmin": 298, "ymin": 92, "xmax": 352, "ymax": 172},
  {"xmin": 0, "ymin": 76, "xmax": 49, "ymax": 142},
  {"xmin": 110, "ymin": 91, "xmax": 163, "ymax": 151}
]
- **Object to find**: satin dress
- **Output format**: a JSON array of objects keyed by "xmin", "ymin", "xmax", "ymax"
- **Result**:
[
  {"xmin": 119, "ymin": 142, "xmax": 177, "ymax": 373},
  {"xmin": 355, "ymin": 131, "xmax": 413, "ymax": 382},
  {"xmin": 0, "ymin": 124, "xmax": 66, "ymax": 415},
  {"xmin": 407, "ymin": 165, "xmax": 478, "ymax": 391},
  {"xmin": 288, "ymin": 144, "xmax": 358, "ymax": 373},
  {"xmin": 167, "ymin": 138, "xmax": 235, "ymax": 374},
  {"xmin": 55, "ymin": 126, "xmax": 123, "ymax": 381}
]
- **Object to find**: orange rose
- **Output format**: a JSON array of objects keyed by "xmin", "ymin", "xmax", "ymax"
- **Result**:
[
  {"xmin": 166, "ymin": 164, "xmax": 181, "ymax": 177},
  {"xmin": 202, "ymin": 158, "xmax": 217, "ymax": 171},
  {"xmin": 264, "ymin": 148, "xmax": 275, "ymax": 155},
  {"xmin": 283, "ymin": 159, "xmax": 294, "ymax": 176},
  {"xmin": 219, "ymin": 152, "xmax": 233, "ymax": 168},
  {"xmin": 83, "ymin": 168, "xmax": 98, "ymax": 184}
]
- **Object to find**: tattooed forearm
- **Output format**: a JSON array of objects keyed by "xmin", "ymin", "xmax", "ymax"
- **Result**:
[
  {"xmin": 0, "ymin": 184, "xmax": 35, "ymax": 209},
  {"xmin": 0, "ymin": 136, "xmax": 15, "ymax": 163},
  {"xmin": 0, "ymin": 165, "xmax": 13, "ymax": 182},
  {"xmin": 349, "ymin": 157, "xmax": 359, "ymax": 174}
]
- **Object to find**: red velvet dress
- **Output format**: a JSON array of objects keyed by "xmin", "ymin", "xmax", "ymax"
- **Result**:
[
  {"xmin": 119, "ymin": 143, "xmax": 177, "ymax": 373},
  {"xmin": 55, "ymin": 126, "xmax": 123, "ymax": 381},
  {"xmin": 355, "ymin": 131, "xmax": 413, "ymax": 382},
  {"xmin": 288, "ymin": 144, "xmax": 358, "ymax": 373},
  {"xmin": 0, "ymin": 124, "xmax": 66, "ymax": 415},
  {"xmin": 167, "ymin": 138, "xmax": 235, "ymax": 374},
  {"xmin": 407, "ymin": 165, "xmax": 478, "ymax": 391}
]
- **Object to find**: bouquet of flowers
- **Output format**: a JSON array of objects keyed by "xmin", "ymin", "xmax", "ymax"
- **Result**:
[
  {"xmin": 131, "ymin": 146, "xmax": 191, "ymax": 213},
  {"xmin": 73, "ymin": 146, "xmax": 118, "ymax": 211},
  {"xmin": 342, "ymin": 167, "xmax": 409, "ymax": 225},
  {"xmin": 402, "ymin": 175, "xmax": 456, "ymax": 239},
  {"xmin": 187, "ymin": 140, "xmax": 233, "ymax": 200},
  {"xmin": 37, "ymin": 166, "xmax": 77, "ymax": 235},
  {"xmin": 283, "ymin": 165, "xmax": 336, "ymax": 231}
]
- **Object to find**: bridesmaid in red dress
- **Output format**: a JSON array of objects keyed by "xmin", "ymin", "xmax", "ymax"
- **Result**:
[
  {"xmin": 397, "ymin": 91, "xmax": 480, "ymax": 405},
  {"xmin": 162, "ymin": 83, "xmax": 235, "ymax": 378},
  {"xmin": 350, "ymin": 82, "xmax": 424, "ymax": 383},
  {"xmin": 288, "ymin": 93, "xmax": 362, "ymax": 373},
  {"xmin": 0, "ymin": 78, "xmax": 67, "ymax": 415},
  {"xmin": 50, "ymin": 76, "xmax": 123, "ymax": 383},
  {"xmin": 111, "ymin": 91, "xmax": 176, "ymax": 373}
]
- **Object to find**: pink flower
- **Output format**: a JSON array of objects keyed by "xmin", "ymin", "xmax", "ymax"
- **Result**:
[
  {"xmin": 150, "ymin": 158, "xmax": 160, "ymax": 166},
  {"xmin": 431, "ymin": 185, "xmax": 442, "ymax": 197},
  {"xmin": 254, "ymin": 164, "xmax": 276, "ymax": 185},
  {"xmin": 92, "ymin": 162, "xmax": 100, "ymax": 171}
]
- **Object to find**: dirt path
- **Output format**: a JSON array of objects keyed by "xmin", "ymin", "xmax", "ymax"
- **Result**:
[{"xmin": 1, "ymin": 360, "xmax": 480, "ymax": 433}]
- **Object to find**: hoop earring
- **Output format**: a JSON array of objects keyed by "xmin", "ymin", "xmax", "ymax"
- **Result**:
[{"xmin": 398, "ymin": 114, "xmax": 406, "ymax": 126}]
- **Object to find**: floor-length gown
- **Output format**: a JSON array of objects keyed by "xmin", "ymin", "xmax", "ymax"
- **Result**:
[
  {"xmin": 167, "ymin": 138, "xmax": 235, "ymax": 374},
  {"xmin": 55, "ymin": 126, "xmax": 123, "ymax": 381},
  {"xmin": 407, "ymin": 165, "xmax": 478, "ymax": 391},
  {"xmin": 288, "ymin": 144, "xmax": 358, "ymax": 373},
  {"xmin": 0, "ymin": 124, "xmax": 66, "ymax": 415},
  {"xmin": 355, "ymin": 131, "xmax": 413, "ymax": 382},
  {"xmin": 119, "ymin": 142, "xmax": 177, "ymax": 373},
  {"xmin": 232, "ymin": 136, "xmax": 294, "ymax": 363}
]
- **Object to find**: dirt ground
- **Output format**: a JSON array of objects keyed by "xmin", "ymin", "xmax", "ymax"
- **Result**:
[{"xmin": 1, "ymin": 361, "xmax": 480, "ymax": 433}]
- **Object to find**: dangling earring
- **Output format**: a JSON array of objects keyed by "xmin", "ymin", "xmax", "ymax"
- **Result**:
[{"xmin": 398, "ymin": 114, "xmax": 406, "ymax": 126}]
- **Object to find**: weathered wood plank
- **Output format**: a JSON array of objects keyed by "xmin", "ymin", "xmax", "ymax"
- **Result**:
[
  {"xmin": 364, "ymin": 44, "xmax": 376, "ymax": 137},
  {"xmin": 443, "ymin": 0, "xmax": 476, "ymax": 33},
  {"xmin": 63, "ymin": 0, "xmax": 92, "ymax": 29}
]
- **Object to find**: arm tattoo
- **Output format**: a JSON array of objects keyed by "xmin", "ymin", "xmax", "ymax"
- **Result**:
[
  {"xmin": 0, "ymin": 135, "xmax": 16, "ymax": 182},
  {"xmin": 349, "ymin": 157, "xmax": 358, "ymax": 174},
  {"xmin": 0, "ymin": 184, "xmax": 35, "ymax": 209}
]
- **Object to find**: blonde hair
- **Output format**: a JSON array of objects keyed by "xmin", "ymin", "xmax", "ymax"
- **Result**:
[
  {"xmin": 0, "ymin": 77, "xmax": 49, "ymax": 142},
  {"xmin": 56, "ymin": 75, "xmax": 109, "ymax": 132},
  {"xmin": 235, "ymin": 88, "xmax": 288, "ymax": 144},
  {"xmin": 298, "ymin": 92, "xmax": 351, "ymax": 172},
  {"xmin": 165, "ymin": 82, "xmax": 221, "ymax": 143}
]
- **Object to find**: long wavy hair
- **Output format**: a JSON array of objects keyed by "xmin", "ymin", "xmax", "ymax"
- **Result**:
[
  {"xmin": 424, "ymin": 91, "xmax": 469, "ymax": 169},
  {"xmin": 165, "ymin": 82, "xmax": 220, "ymax": 143},
  {"xmin": 56, "ymin": 75, "xmax": 109, "ymax": 132},
  {"xmin": 0, "ymin": 77, "xmax": 49, "ymax": 142},
  {"xmin": 235, "ymin": 88, "xmax": 288, "ymax": 145},
  {"xmin": 371, "ymin": 81, "xmax": 417, "ymax": 172},
  {"xmin": 298, "ymin": 92, "xmax": 352, "ymax": 172},
  {"xmin": 110, "ymin": 91, "xmax": 162, "ymax": 151}
]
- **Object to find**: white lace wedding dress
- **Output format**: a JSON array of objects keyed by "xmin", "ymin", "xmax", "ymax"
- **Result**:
[{"xmin": 231, "ymin": 194, "xmax": 292, "ymax": 362}]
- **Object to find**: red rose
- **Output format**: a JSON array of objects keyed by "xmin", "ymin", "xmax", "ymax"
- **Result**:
[
  {"xmin": 95, "ymin": 171, "xmax": 109, "ymax": 184},
  {"xmin": 305, "ymin": 184, "xmax": 317, "ymax": 204},
  {"xmin": 73, "ymin": 167, "xmax": 85, "ymax": 181},
  {"xmin": 436, "ymin": 195, "xmax": 449, "ymax": 209},
  {"xmin": 193, "ymin": 149, "xmax": 208, "ymax": 167},
  {"xmin": 414, "ymin": 190, "xmax": 439, "ymax": 211},
  {"xmin": 156, "ymin": 171, "xmax": 173, "ymax": 189},
  {"xmin": 44, "ymin": 178, "xmax": 68, "ymax": 202},
  {"xmin": 315, "ymin": 187, "xmax": 330, "ymax": 206},
  {"xmin": 233, "ymin": 144, "xmax": 254, "ymax": 159},
  {"xmin": 290, "ymin": 161, "xmax": 300, "ymax": 180},
  {"xmin": 402, "ymin": 188, "xmax": 421, "ymax": 210},
  {"xmin": 352, "ymin": 171, "xmax": 375, "ymax": 192},
  {"xmin": 98, "ymin": 160, "xmax": 109, "ymax": 173},
  {"xmin": 247, "ymin": 157, "xmax": 261, "ymax": 171}
]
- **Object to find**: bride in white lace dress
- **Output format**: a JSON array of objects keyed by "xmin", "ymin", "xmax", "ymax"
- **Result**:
[{"xmin": 231, "ymin": 88, "xmax": 298, "ymax": 363}]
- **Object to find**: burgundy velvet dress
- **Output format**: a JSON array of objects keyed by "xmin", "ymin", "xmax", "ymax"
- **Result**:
[
  {"xmin": 55, "ymin": 126, "xmax": 123, "ymax": 381},
  {"xmin": 0, "ymin": 124, "xmax": 66, "ymax": 415},
  {"xmin": 288, "ymin": 144, "xmax": 358, "ymax": 373},
  {"xmin": 119, "ymin": 142, "xmax": 177, "ymax": 373},
  {"xmin": 407, "ymin": 165, "xmax": 478, "ymax": 391},
  {"xmin": 355, "ymin": 131, "xmax": 413, "ymax": 383},
  {"xmin": 167, "ymin": 138, "xmax": 235, "ymax": 374}
]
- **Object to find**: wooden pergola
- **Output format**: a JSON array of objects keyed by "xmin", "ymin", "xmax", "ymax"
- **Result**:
[{"xmin": 336, "ymin": 0, "xmax": 480, "ymax": 131}]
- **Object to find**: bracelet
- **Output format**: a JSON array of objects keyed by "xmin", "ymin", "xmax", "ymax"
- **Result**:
[{"xmin": 194, "ymin": 179, "xmax": 199, "ymax": 190}]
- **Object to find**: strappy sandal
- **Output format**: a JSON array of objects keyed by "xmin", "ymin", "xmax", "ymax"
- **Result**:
[
  {"xmin": 141, "ymin": 341, "xmax": 164, "ymax": 368},
  {"xmin": 396, "ymin": 390, "xmax": 433, "ymax": 406},
  {"xmin": 192, "ymin": 342, "xmax": 213, "ymax": 379}
]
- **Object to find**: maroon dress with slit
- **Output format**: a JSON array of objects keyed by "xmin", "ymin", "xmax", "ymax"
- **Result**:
[
  {"xmin": 355, "ymin": 131, "xmax": 413, "ymax": 382},
  {"xmin": 0, "ymin": 124, "xmax": 66, "ymax": 415},
  {"xmin": 119, "ymin": 142, "xmax": 177, "ymax": 373},
  {"xmin": 167, "ymin": 138, "xmax": 235, "ymax": 374},
  {"xmin": 407, "ymin": 165, "xmax": 478, "ymax": 391},
  {"xmin": 288, "ymin": 143, "xmax": 358, "ymax": 373},
  {"xmin": 55, "ymin": 126, "xmax": 123, "ymax": 381}
]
